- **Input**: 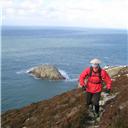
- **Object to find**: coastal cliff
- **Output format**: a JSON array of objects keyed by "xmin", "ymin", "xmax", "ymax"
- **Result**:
[{"xmin": 2, "ymin": 66, "xmax": 128, "ymax": 128}]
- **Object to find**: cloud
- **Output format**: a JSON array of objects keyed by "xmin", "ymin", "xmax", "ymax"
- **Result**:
[{"xmin": 1, "ymin": 0, "xmax": 128, "ymax": 28}]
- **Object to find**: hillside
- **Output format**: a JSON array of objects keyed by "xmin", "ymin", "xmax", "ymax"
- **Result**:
[{"xmin": 2, "ymin": 66, "xmax": 128, "ymax": 128}]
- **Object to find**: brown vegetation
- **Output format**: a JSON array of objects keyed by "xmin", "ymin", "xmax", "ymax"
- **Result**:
[{"xmin": 2, "ymin": 66, "xmax": 128, "ymax": 128}]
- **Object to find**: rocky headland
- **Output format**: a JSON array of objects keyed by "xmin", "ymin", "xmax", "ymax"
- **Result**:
[{"xmin": 2, "ymin": 66, "xmax": 128, "ymax": 128}]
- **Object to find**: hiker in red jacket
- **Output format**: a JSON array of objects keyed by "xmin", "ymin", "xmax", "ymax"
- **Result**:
[{"xmin": 79, "ymin": 58, "xmax": 112, "ymax": 117}]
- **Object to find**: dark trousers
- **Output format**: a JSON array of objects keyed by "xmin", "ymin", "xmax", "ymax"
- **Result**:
[{"xmin": 86, "ymin": 92, "xmax": 101, "ymax": 114}]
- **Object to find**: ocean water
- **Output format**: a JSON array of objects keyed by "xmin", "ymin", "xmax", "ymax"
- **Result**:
[{"xmin": 1, "ymin": 26, "xmax": 127, "ymax": 112}]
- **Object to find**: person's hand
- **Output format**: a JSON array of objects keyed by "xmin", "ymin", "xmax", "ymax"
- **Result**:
[
  {"xmin": 82, "ymin": 86, "xmax": 86, "ymax": 91},
  {"xmin": 105, "ymin": 89, "xmax": 111, "ymax": 94}
]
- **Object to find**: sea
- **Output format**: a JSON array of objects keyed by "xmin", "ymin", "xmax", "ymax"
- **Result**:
[{"xmin": 1, "ymin": 26, "xmax": 128, "ymax": 112}]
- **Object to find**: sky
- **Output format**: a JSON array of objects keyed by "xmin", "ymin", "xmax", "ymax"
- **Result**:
[{"xmin": 1, "ymin": 0, "xmax": 128, "ymax": 28}]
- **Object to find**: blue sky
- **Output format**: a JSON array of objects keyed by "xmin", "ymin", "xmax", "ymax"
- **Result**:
[{"xmin": 1, "ymin": 0, "xmax": 128, "ymax": 28}]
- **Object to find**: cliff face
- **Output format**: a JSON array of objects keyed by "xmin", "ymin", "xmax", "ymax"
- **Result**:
[{"xmin": 2, "ymin": 66, "xmax": 128, "ymax": 128}]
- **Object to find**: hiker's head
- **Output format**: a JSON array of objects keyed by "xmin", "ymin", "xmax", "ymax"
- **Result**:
[
  {"xmin": 90, "ymin": 58, "xmax": 101, "ymax": 69},
  {"xmin": 91, "ymin": 63, "xmax": 99, "ymax": 68}
]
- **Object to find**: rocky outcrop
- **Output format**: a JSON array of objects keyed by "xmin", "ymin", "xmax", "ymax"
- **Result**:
[
  {"xmin": 28, "ymin": 64, "xmax": 66, "ymax": 80},
  {"xmin": 105, "ymin": 65, "xmax": 128, "ymax": 78},
  {"xmin": 2, "ymin": 66, "xmax": 128, "ymax": 128}
]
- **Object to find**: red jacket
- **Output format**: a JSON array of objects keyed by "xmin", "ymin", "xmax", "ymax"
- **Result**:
[{"xmin": 79, "ymin": 67, "xmax": 112, "ymax": 93}]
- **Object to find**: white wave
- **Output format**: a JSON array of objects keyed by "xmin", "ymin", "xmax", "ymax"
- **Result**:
[
  {"xmin": 59, "ymin": 69, "xmax": 78, "ymax": 82},
  {"xmin": 16, "ymin": 66, "xmax": 37, "ymax": 75},
  {"xmin": 65, "ymin": 78, "xmax": 78, "ymax": 82},
  {"xmin": 16, "ymin": 66, "xmax": 36, "ymax": 75},
  {"xmin": 16, "ymin": 70, "xmax": 27, "ymax": 74},
  {"xmin": 26, "ymin": 67, "xmax": 35, "ymax": 73},
  {"xmin": 59, "ymin": 69, "xmax": 70, "ymax": 80}
]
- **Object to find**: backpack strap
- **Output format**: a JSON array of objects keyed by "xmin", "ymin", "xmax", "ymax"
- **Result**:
[
  {"xmin": 89, "ymin": 66, "xmax": 93, "ymax": 77},
  {"xmin": 98, "ymin": 67, "xmax": 102, "ymax": 82},
  {"xmin": 89, "ymin": 66, "xmax": 102, "ymax": 82}
]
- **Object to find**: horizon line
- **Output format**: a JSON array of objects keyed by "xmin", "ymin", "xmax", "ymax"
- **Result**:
[{"xmin": 1, "ymin": 25, "xmax": 127, "ymax": 30}]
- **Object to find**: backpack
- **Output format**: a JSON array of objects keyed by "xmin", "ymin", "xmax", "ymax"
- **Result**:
[{"xmin": 88, "ymin": 66, "xmax": 103, "ymax": 83}]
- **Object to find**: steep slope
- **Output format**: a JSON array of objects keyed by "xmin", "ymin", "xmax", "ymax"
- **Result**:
[{"xmin": 2, "ymin": 66, "xmax": 128, "ymax": 128}]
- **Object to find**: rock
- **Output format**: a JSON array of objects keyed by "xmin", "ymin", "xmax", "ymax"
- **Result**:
[
  {"xmin": 66, "ymin": 107, "xmax": 79, "ymax": 118},
  {"xmin": 105, "ymin": 66, "xmax": 128, "ymax": 78},
  {"xmin": 28, "ymin": 64, "xmax": 66, "ymax": 80}
]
